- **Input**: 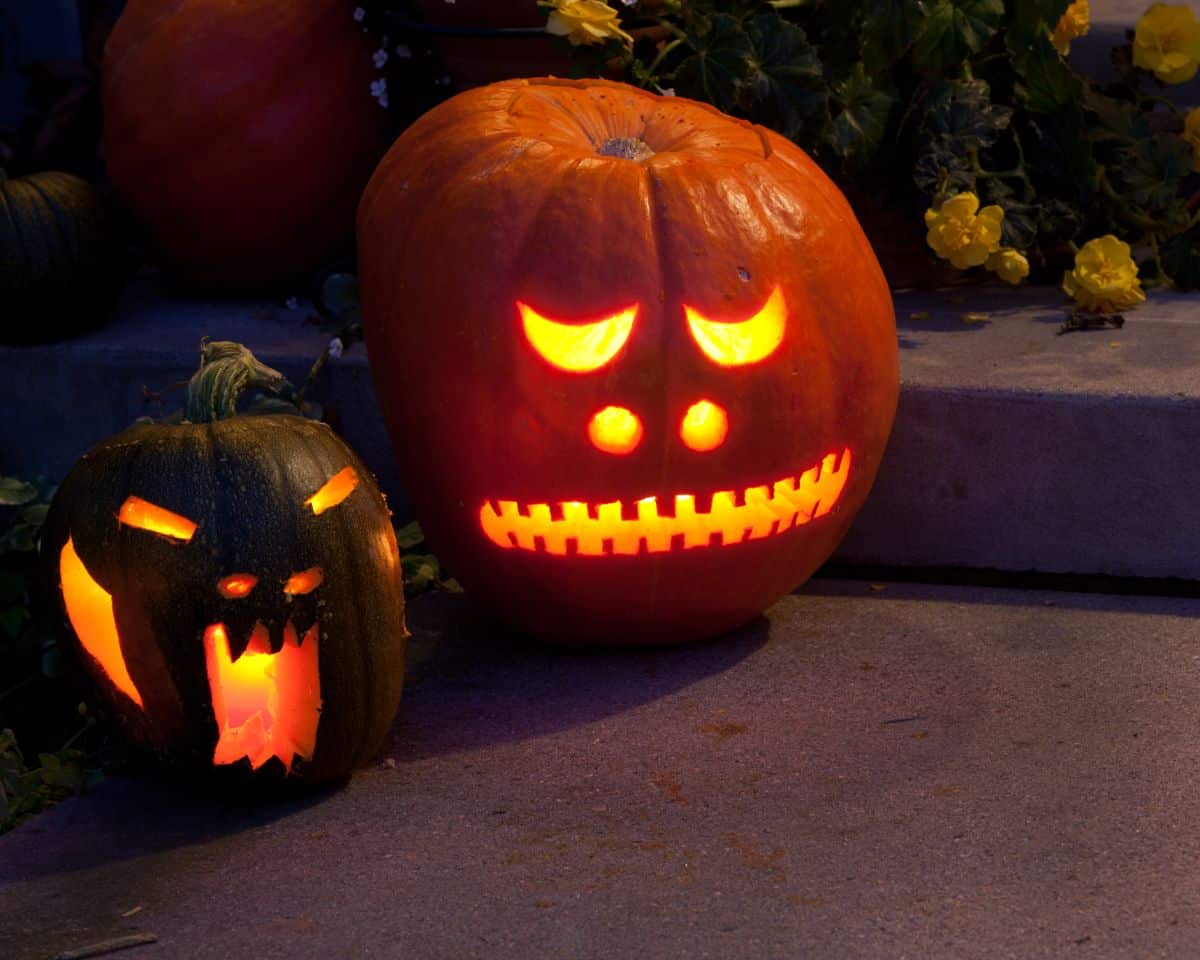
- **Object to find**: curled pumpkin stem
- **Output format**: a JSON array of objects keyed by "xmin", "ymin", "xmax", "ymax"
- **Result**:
[{"xmin": 184, "ymin": 338, "xmax": 292, "ymax": 423}]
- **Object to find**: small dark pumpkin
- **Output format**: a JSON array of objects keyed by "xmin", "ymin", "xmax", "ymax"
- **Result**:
[
  {"xmin": 0, "ymin": 170, "xmax": 126, "ymax": 343},
  {"xmin": 40, "ymin": 342, "xmax": 407, "ymax": 784}
]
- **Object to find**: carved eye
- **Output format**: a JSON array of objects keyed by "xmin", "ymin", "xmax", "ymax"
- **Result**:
[
  {"xmin": 117, "ymin": 496, "xmax": 197, "ymax": 541},
  {"xmin": 283, "ymin": 567, "xmax": 324, "ymax": 595},
  {"xmin": 218, "ymin": 574, "xmax": 258, "ymax": 599},
  {"xmin": 518, "ymin": 301, "xmax": 637, "ymax": 372},
  {"xmin": 685, "ymin": 286, "xmax": 786, "ymax": 366}
]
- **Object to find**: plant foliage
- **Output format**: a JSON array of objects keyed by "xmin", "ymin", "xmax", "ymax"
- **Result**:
[
  {"xmin": 520, "ymin": 0, "xmax": 1200, "ymax": 288},
  {"xmin": 0, "ymin": 476, "xmax": 101, "ymax": 834}
]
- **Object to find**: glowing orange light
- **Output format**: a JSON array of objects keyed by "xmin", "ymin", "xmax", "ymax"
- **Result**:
[
  {"xmin": 685, "ymin": 286, "xmax": 786, "ymax": 366},
  {"xmin": 283, "ymin": 567, "xmax": 324, "ymax": 595},
  {"xmin": 59, "ymin": 537, "xmax": 144, "ymax": 707},
  {"xmin": 680, "ymin": 399, "xmax": 729, "ymax": 452},
  {"xmin": 218, "ymin": 573, "xmax": 258, "ymax": 599},
  {"xmin": 518, "ymin": 301, "xmax": 637, "ymax": 372},
  {"xmin": 588, "ymin": 405, "xmax": 643, "ymax": 454},
  {"xmin": 306, "ymin": 467, "xmax": 359, "ymax": 515},
  {"xmin": 480, "ymin": 447, "xmax": 851, "ymax": 556},
  {"xmin": 117, "ymin": 496, "xmax": 197, "ymax": 541},
  {"xmin": 204, "ymin": 621, "xmax": 321, "ymax": 772}
]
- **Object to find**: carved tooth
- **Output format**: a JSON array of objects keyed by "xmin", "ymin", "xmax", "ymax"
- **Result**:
[
  {"xmin": 710, "ymin": 490, "xmax": 737, "ymax": 515},
  {"xmin": 638, "ymin": 498, "xmax": 673, "ymax": 553},
  {"xmin": 674, "ymin": 494, "xmax": 709, "ymax": 549}
]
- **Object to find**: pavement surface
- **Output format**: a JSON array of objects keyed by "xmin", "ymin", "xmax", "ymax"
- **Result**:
[{"xmin": 4, "ymin": 580, "xmax": 1200, "ymax": 960}]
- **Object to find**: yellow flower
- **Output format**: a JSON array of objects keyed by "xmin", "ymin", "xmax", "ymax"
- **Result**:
[
  {"xmin": 986, "ymin": 247, "xmax": 1030, "ymax": 285},
  {"xmin": 924, "ymin": 192, "xmax": 1005, "ymax": 270},
  {"xmin": 1051, "ymin": 0, "xmax": 1091, "ymax": 55},
  {"xmin": 542, "ymin": 0, "xmax": 633, "ymax": 48},
  {"xmin": 1132, "ymin": 3, "xmax": 1200, "ymax": 84},
  {"xmin": 1061, "ymin": 236, "xmax": 1145, "ymax": 313},
  {"xmin": 1184, "ymin": 107, "xmax": 1200, "ymax": 172}
]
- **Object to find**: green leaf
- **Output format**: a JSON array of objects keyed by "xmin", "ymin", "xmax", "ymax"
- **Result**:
[
  {"xmin": 1162, "ymin": 231, "xmax": 1200, "ymax": 290},
  {"xmin": 394, "ymin": 521, "xmax": 425, "ymax": 550},
  {"xmin": 1027, "ymin": 110, "xmax": 1095, "ymax": 192},
  {"xmin": 827, "ymin": 63, "xmax": 897, "ymax": 165},
  {"xmin": 913, "ymin": 138, "xmax": 976, "ymax": 199},
  {"xmin": 1006, "ymin": 0, "xmax": 1072, "ymax": 51},
  {"xmin": 20, "ymin": 504, "xmax": 48, "ymax": 529},
  {"xmin": 1116, "ymin": 134, "xmax": 1192, "ymax": 213},
  {"xmin": 0, "ymin": 524, "xmax": 36, "ymax": 553},
  {"xmin": 744, "ymin": 13, "xmax": 826, "ymax": 139},
  {"xmin": 0, "ymin": 479, "xmax": 37, "ymax": 507},
  {"xmin": 861, "ymin": 0, "xmax": 929, "ymax": 67},
  {"xmin": 1035, "ymin": 197, "xmax": 1082, "ymax": 245},
  {"xmin": 0, "ymin": 607, "xmax": 28, "ymax": 640},
  {"xmin": 997, "ymin": 201, "xmax": 1039, "ymax": 249},
  {"xmin": 1013, "ymin": 33, "xmax": 1081, "ymax": 114},
  {"xmin": 41, "ymin": 642, "xmax": 66, "ymax": 680},
  {"xmin": 0, "ymin": 571, "xmax": 26, "ymax": 606},
  {"xmin": 401, "ymin": 553, "xmax": 441, "ymax": 596},
  {"xmin": 672, "ymin": 13, "xmax": 755, "ymax": 114},
  {"xmin": 913, "ymin": 0, "xmax": 1005, "ymax": 73},
  {"xmin": 1083, "ymin": 87, "xmax": 1151, "ymax": 143},
  {"xmin": 921, "ymin": 79, "xmax": 1012, "ymax": 149}
]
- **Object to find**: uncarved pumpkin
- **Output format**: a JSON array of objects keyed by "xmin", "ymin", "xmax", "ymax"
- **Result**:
[
  {"xmin": 0, "ymin": 170, "xmax": 125, "ymax": 343},
  {"xmin": 357, "ymin": 78, "xmax": 899, "ymax": 646},
  {"xmin": 41, "ymin": 343, "xmax": 407, "ymax": 783},
  {"xmin": 102, "ymin": 0, "xmax": 387, "ymax": 290}
]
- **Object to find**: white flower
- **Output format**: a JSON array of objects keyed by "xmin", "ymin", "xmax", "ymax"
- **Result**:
[
  {"xmin": 352, "ymin": 7, "xmax": 365, "ymax": 22},
  {"xmin": 620, "ymin": 0, "xmax": 636, "ymax": 5},
  {"xmin": 395, "ymin": 43, "xmax": 412, "ymax": 59},
  {"xmin": 370, "ymin": 78, "xmax": 388, "ymax": 108},
  {"xmin": 328, "ymin": 338, "xmax": 344, "ymax": 359},
  {"xmin": 373, "ymin": 48, "xmax": 388, "ymax": 69}
]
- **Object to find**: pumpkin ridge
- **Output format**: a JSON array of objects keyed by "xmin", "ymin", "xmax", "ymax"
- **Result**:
[
  {"xmin": 512, "ymin": 77, "xmax": 771, "ymax": 151},
  {"xmin": 25, "ymin": 175, "xmax": 80, "ymax": 265},
  {"xmin": 4, "ymin": 180, "xmax": 51, "ymax": 284}
]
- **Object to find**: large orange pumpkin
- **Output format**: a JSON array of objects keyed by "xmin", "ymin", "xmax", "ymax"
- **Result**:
[
  {"xmin": 358, "ymin": 78, "xmax": 899, "ymax": 645},
  {"xmin": 103, "ymin": 0, "xmax": 386, "ymax": 289}
]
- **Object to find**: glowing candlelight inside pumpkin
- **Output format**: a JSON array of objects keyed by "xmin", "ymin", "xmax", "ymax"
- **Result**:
[
  {"xmin": 204, "ymin": 621, "xmax": 321, "ymax": 771},
  {"xmin": 59, "ymin": 536, "xmax": 144, "ymax": 707}
]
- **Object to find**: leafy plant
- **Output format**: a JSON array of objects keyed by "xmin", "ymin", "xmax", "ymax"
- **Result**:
[
  {"xmin": 597, "ymin": 0, "xmax": 1200, "ymax": 286},
  {"xmin": 397, "ymin": 0, "xmax": 1200, "ymax": 290},
  {"xmin": 0, "ymin": 476, "xmax": 102, "ymax": 834},
  {"xmin": 396, "ymin": 521, "xmax": 461, "ymax": 597},
  {"xmin": 0, "ymin": 725, "xmax": 101, "ymax": 833}
]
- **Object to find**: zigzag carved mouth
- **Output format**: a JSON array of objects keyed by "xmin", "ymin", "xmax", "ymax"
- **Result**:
[
  {"xmin": 204, "ymin": 621, "xmax": 322, "ymax": 772},
  {"xmin": 480, "ymin": 447, "xmax": 851, "ymax": 556}
]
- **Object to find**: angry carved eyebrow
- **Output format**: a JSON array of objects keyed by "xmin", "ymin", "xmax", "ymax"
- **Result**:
[
  {"xmin": 118, "ymin": 496, "xmax": 197, "ymax": 541},
  {"xmin": 305, "ymin": 467, "xmax": 360, "ymax": 515}
]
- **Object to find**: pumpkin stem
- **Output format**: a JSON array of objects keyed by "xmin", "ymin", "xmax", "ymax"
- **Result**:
[
  {"xmin": 184, "ymin": 339, "xmax": 292, "ymax": 423},
  {"xmin": 597, "ymin": 137, "xmax": 656, "ymax": 162}
]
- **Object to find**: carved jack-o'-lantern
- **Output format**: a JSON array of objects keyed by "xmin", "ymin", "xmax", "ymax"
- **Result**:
[
  {"xmin": 41, "ymin": 343, "xmax": 407, "ymax": 781},
  {"xmin": 358, "ymin": 78, "xmax": 899, "ymax": 645}
]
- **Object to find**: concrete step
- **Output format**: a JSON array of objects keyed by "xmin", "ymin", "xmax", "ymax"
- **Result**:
[
  {"xmin": 3, "ymin": 580, "xmax": 1200, "ymax": 960},
  {"xmin": 3, "ymin": 275, "xmax": 1197, "ymax": 580}
]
